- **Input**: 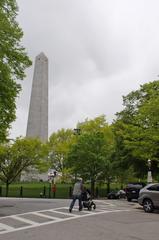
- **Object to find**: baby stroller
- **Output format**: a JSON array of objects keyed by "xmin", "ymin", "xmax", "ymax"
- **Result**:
[{"xmin": 81, "ymin": 189, "xmax": 96, "ymax": 211}]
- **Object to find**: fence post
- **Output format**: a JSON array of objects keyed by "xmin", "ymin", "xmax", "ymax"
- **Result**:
[
  {"xmin": 43, "ymin": 186, "xmax": 46, "ymax": 197},
  {"xmin": 105, "ymin": 188, "xmax": 108, "ymax": 197},
  {"xmin": 49, "ymin": 184, "xmax": 51, "ymax": 198},
  {"xmin": 0, "ymin": 186, "xmax": 2, "ymax": 196},
  {"xmin": 69, "ymin": 186, "xmax": 72, "ymax": 198},
  {"xmin": 95, "ymin": 187, "xmax": 99, "ymax": 198},
  {"xmin": 20, "ymin": 186, "xmax": 23, "ymax": 198}
]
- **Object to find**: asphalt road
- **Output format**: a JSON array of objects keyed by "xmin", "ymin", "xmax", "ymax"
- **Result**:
[{"xmin": 0, "ymin": 198, "xmax": 159, "ymax": 240}]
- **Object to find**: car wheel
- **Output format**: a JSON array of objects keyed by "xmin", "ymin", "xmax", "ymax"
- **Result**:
[{"xmin": 143, "ymin": 199, "xmax": 154, "ymax": 213}]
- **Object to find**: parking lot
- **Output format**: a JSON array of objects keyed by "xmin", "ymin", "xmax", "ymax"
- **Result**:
[{"xmin": 0, "ymin": 198, "xmax": 159, "ymax": 240}]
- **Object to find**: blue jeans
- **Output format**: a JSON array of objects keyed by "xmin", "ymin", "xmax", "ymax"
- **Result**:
[{"xmin": 69, "ymin": 194, "xmax": 82, "ymax": 211}]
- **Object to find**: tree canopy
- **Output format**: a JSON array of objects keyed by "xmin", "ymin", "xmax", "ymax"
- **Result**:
[
  {"xmin": 67, "ymin": 115, "xmax": 115, "ymax": 194},
  {"xmin": 48, "ymin": 128, "xmax": 76, "ymax": 182},
  {"xmin": 113, "ymin": 80, "xmax": 159, "ymax": 178},
  {"xmin": 0, "ymin": 137, "xmax": 47, "ymax": 196},
  {"xmin": 0, "ymin": 0, "xmax": 32, "ymax": 142}
]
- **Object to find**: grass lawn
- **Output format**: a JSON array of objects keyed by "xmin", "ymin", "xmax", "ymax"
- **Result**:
[{"xmin": 0, "ymin": 182, "xmax": 73, "ymax": 199}]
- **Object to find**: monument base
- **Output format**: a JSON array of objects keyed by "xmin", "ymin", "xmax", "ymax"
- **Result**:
[{"xmin": 147, "ymin": 171, "xmax": 152, "ymax": 183}]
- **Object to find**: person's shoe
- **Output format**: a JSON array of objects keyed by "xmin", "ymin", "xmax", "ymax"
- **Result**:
[
  {"xmin": 79, "ymin": 207, "xmax": 82, "ymax": 211},
  {"xmin": 69, "ymin": 208, "xmax": 72, "ymax": 213}
]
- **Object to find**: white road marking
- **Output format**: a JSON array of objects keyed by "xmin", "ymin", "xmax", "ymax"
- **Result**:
[
  {"xmin": 0, "ymin": 204, "xmax": 130, "ymax": 235},
  {"xmin": 10, "ymin": 215, "xmax": 38, "ymax": 226},
  {"xmin": 0, "ymin": 223, "xmax": 15, "ymax": 231},
  {"xmin": 95, "ymin": 200, "xmax": 116, "ymax": 207},
  {"xmin": 32, "ymin": 212, "xmax": 61, "ymax": 220},
  {"xmin": 50, "ymin": 210, "xmax": 78, "ymax": 217}
]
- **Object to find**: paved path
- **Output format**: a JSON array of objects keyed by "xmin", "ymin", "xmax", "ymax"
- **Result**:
[
  {"xmin": 0, "ymin": 200, "xmax": 130, "ymax": 235},
  {"xmin": 1, "ymin": 199, "xmax": 159, "ymax": 240}
]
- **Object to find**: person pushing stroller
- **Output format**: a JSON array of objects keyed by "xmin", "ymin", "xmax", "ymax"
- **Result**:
[{"xmin": 69, "ymin": 178, "xmax": 83, "ymax": 213}]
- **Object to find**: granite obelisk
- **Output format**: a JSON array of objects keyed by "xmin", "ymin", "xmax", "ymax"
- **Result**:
[{"xmin": 26, "ymin": 52, "xmax": 48, "ymax": 141}]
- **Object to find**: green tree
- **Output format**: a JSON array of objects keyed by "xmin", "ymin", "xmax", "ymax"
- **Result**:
[
  {"xmin": 67, "ymin": 116, "xmax": 115, "ymax": 195},
  {"xmin": 0, "ymin": 1, "xmax": 32, "ymax": 142},
  {"xmin": 0, "ymin": 137, "xmax": 47, "ymax": 196},
  {"xmin": 113, "ymin": 80, "xmax": 159, "ymax": 179},
  {"xmin": 48, "ymin": 128, "xmax": 76, "ymax": 182}
]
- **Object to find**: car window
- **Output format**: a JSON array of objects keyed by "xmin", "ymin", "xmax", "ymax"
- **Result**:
[{"xmin": 147, "ymin": 185, "xmax": 159, "ymax": 191}]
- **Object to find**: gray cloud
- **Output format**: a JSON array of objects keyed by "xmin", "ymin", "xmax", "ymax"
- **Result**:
[{"xmin": 10, "ymin": 0, "xmax": 159, "ymax": 138}]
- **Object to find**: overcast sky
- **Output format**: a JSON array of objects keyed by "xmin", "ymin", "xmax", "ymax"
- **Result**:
[{"xmin": 10, "ymin": 0, "xmax": 159, "ymax": 139}]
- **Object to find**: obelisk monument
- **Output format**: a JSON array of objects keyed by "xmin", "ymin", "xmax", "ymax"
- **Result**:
[{"xmin": 26, "ymin": 52, "xmax": 48, "ymax": 141}]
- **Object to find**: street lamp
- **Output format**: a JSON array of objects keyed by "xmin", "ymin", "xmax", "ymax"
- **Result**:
[
  {"xmin": 147, "ymin": 159, "xmax": 152, "ymax": 183},
  {"xmin": 73, "ymin": 128, "xmax": 81, "ymax": 135}
]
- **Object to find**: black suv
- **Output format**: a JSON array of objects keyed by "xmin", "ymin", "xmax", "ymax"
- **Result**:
[{"xmin": 125, "ymin": 183, "xmax": 145, "ymax": 202}]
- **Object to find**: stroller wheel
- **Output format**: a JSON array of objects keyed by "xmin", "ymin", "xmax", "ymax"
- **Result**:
[{"xmin": 88, "ymin": 206, "xmax": 92, "ymax": 211}]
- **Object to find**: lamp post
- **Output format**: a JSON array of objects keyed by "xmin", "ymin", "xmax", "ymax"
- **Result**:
[
  {"xmin": 73, "ymin": 128, "xmax": 81, "ymax": 181},
  {"xmin": 147, "ymin": 159, "xmax": 152, "ymax": 183}
]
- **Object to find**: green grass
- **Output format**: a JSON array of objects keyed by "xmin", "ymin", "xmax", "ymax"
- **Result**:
[{"xmin": 0, "ymin": 182, "xmax": 73, "ymax": 198}]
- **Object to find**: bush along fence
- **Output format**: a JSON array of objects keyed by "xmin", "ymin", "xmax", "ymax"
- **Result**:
[{"xmin": 0, "ymin": 185, "xmax": 108, "ymax": 199}]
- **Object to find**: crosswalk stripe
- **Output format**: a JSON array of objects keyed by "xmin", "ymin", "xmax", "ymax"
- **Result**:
[
  {"xmin": 10, "ymin": 215, "xmax": 38, "ymax": 225},
  {"xmin": 32, "ymin": 212, "xmax": 61, "ymax": 220},
  {"xmin": 50, "ymin": 210, "xmax": 78, "ymax": 217},
  {"xmin": 0, "ymin": 223, "xmax": 15, "ymax": 231}
]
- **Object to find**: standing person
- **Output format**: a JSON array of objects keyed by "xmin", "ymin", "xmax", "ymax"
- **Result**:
[{"xmin": 69, "ymin": 178, "xmax": 83, "ymax": 213}]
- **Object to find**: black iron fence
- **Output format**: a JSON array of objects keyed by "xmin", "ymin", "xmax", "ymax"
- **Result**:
[{"xmin": 0, "ymin": 185, "xmax": 107, "ymax": 199}]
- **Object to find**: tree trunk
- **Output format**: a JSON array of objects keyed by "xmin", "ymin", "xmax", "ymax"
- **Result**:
[
  {"xmin": 91, "ymin": 178, "xmax": 95, "ymax": 197},
  {"xmin": 106, "ymin": 179, "xmax": 110, "ymax": 195}
]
